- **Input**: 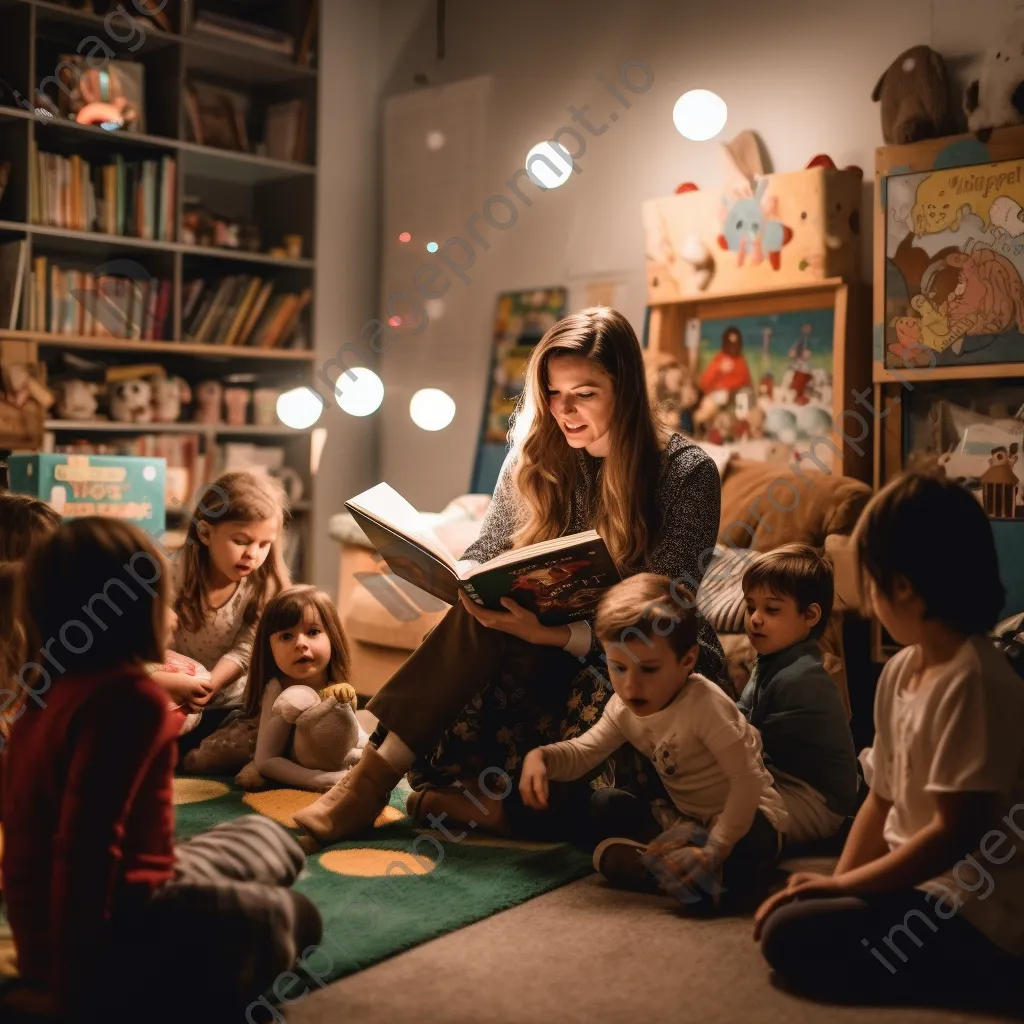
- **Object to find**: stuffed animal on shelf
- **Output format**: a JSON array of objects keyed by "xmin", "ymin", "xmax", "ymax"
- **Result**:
[
  {"xmin": 150, "ymin": 375, "xmax": 192, "ymax": 423},
  {"xmin": 194, "ymin": 380, "xmax": 223, "ymax": 424},
  {"xmin": 965, "ymin": 18, "xmax": 1024, "ymax": 134},
  {"xmin": 109, "ymin": 378, "xmax": 153, "ymax": 423},
  {"xmin": 234, "ymin": 682, "xmax": 365, "ymax": 791},
  {"xmin": 55, "ymin": 379, "xmax": 103, "ymax": 420},
  {"xmin": 872, "ymin": 45, "xmax": 955, "ymax": 144}
]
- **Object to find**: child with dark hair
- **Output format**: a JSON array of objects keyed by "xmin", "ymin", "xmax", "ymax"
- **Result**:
[
  {"xmin": 739, "ymin": 543, "xmax": 859, "ymax": 846},
  {"xmin": 755, "ymin": 475, "xmax": 1024, "ymax": 1007},
  {"xmin": 1, "ymin": 517, "xmax": 321, "ymax": 1023},
  {"xmin": 519, "ymin": 573, "xmax": 787, "ymax": 904},
  {"xmin": 238, "ymin": 585, "xmax": 368, "ymax": 791}
]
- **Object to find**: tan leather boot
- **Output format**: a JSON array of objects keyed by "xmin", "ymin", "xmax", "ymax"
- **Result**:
[{"xmin": 292, "ymin": 746, "xmax": 402, "ymax": 844}]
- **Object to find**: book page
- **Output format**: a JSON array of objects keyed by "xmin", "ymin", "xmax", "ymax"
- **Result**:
[{"xmin": 347, "ymin": 483, "xmax": 456, "ymax": 570}]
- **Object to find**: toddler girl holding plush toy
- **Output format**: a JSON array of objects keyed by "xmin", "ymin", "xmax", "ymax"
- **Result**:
[{"xmin": 235, "ymin": 585, "xmax": 369, "ymax": 793}]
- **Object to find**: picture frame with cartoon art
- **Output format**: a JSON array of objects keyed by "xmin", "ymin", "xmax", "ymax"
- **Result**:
[
  {"xmin": 470, "ymin": 286, "xmax": 568, "ymax": 494},
  {"xmin": 873, "ymin": 127, "xmax": 1024, "ymax": 661},
  {"xmin": 645, "ymin": 280, "xmax": 870, "ymax": 482},
  {"xmin": 876, "ymin": 125, "xmax": 1024, "ymax": 380}
]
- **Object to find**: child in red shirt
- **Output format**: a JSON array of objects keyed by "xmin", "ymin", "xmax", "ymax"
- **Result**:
[{"xmin": 1, "ymin": 517, "xmax": 321, "ymax": 1023}]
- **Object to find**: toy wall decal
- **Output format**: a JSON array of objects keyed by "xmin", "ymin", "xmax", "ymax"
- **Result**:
[
  {"xmin": 717, "ymin": 179, "xmax": 794, "ymax": 270},
  {"xmin": 885, "ymin": 156, "xmax": 1024, "ymax": 367}
]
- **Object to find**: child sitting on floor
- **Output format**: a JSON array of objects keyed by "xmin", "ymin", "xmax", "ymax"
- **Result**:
[
  {"xmin": 754, "ymin": 474, "xmax": 1024, "ymax": 1008},
  {"xmin": 0, "ymin": 517, "xmax": 321, "ymax": 1023},
  {"xmin": 519, "ymin": 573, "xmax": 788, "ymax": 906},
  {"xmin": 738, "ymin": 543, "xmax": 860, "ymax": 847},
  {"xmin": 236, "ymin": 585, "xmax": 368, "ymax": 792},
  {"xmin": 150, "ymin": 470, "xmax": 290, "ymax": 750},
  {"xmin": 0, "ymin": 494, "xmax": 61, "ymax": 818}
]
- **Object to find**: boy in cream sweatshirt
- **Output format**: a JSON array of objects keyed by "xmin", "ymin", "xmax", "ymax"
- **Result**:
[{"xmin": 520, "ymin": 573, "xmax": 787, "ymax": 903}]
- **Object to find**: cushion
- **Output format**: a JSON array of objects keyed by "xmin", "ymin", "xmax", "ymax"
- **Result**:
[
  {"xmin": 345, "ymin": 573, "xmax": 448, "ymax": 650},
  {"xmin": 718, "ymin": 459, "xmax": 872, "ymax": 552},
  {"xmin": 696, "ymin": 545, "xmax": 750, "ymax": 634}
]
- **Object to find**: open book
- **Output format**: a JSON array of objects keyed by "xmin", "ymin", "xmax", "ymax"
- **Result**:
[{"xmin": 346, "ymin": 483, "xmax": 621, "ymax": 626}]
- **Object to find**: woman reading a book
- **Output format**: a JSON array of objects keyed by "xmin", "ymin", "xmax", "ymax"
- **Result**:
[{"xmin": 294, "ymin": 306, "xmax": 727, "ymax": 845}]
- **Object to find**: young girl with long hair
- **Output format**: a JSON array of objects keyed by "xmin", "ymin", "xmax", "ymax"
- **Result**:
[
  {"xmin": 239, "ymin": 586, "xmax": 366, "ymax": 791},
  {"xmin": 754, "ymin": 474, "xmax": 1024, "ymax": 1008},
  {"xmin": 296, "ymin": 306, "xmax": 727, "ymax": 846},
  {"xmin": 150, "ymin": 469, "xmax": 290, "ymax": 716},
  {"xmin": 0, "ymin": 494, "xmax": 61, "ymax": 814},
  {"xmin": 0, "ymin": 517, "xmax": 320, "ymax": 1022}
]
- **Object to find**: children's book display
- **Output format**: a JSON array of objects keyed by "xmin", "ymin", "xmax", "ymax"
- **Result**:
[
  {"xmin": 471, "ymin": 287, "xmax": 567, "ymax": 494},
  {"xmin": 346, "ymin": 483, "xmax": 620, "ymax": 625}
]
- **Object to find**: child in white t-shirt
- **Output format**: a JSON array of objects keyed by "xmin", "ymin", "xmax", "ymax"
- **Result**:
[
  {"xmin": 520, "ymin": 573, "xmax": 787, "ymax": 906},
  {"xmin": 755, "ymin": 473, "xmax": 1024, "ymax": 1007}
]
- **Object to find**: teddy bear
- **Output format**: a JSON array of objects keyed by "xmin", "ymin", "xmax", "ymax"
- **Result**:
[
  {"xmin": 54, "ymin": 379, "xmax": 103, "ymax": 420},
  {"xmin": 234, "ymin": 682, "xmax": 365, "ymax": 791},
  {"xmin": 872, "ymin": 45, "xmax": 955, "ymax": 144},
  {"xmin": 109, "ymin": 378, "xmax": 153, "ymax": 423},
  {"xmin": 964, "ymin": 18, "xmax": 1024, "ymax": 134},
  {"xmin": 150, "ymin": 375, "xmax": 192, "ymax": 423}
]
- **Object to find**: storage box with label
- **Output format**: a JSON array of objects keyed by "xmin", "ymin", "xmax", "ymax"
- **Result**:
[
  {"xmin": 8, "ymin": 453, "xmax": 167, "ymax": 536},
  {"xmin": 642, "ymin": 165, "xmax": 863, "ymax": 303}
]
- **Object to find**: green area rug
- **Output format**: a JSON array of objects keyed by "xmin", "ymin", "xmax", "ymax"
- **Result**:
[{"xmin": 172, "ymin": 777, "xmax": 594, "ymax": 997}]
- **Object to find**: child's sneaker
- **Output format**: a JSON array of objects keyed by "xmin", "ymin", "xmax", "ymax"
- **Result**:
[{"xmin": 593, "ymin": 837, "xmax": 660, "ymax": 893}]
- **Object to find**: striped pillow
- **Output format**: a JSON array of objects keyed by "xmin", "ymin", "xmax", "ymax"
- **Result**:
[{"xmin": 696, "ymin": 545, "xmax": 754, "ymax": 634}]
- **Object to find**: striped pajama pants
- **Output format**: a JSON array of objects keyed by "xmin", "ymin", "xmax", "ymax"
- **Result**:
[{"xmin": 110, "ymin": 815, "xmax": 322, "ymax": 1021}]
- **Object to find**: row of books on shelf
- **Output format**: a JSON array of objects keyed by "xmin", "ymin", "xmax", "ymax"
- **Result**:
[
  {"xmin": 191, "ymin": 7, "xmax": 318, "ymax": 69},
  {"xmin": 29, "ymin": 146, "xmax": 176, "ymax": 242},
  {"xmin": 18, "ymin": 249, "xmax": 172, "ymax": 339},
  {"xmin": 183, "ymin": 275, "xmax": 311, "ymax": 348}
]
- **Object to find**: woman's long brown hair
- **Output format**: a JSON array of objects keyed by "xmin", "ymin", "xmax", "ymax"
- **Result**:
[
  {"xmin": 509, "ymin": 306, "xmax": 665, "ymax": 572},
  {"xmin": 243, "ymin": 586, "xmax": 351, "ymax": 718},
  {"xmin": 175, "ymin": 470, "xmax": 291, "ymax": 635}
]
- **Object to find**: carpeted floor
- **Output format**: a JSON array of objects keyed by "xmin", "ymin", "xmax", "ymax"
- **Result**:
[
  {"xmin": 172, "ymin": 776, "xmax": 594, "ymax": 988},
  {"xmin": 282, "ymin": 873, "xmax": 1024, "ymax": 1024}
]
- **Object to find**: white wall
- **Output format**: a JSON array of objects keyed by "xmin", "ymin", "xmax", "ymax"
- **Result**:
[
  {"xmin": 309, "ymin": 0, "xmax": 382, "ymax": 592},
  {"xmin": 371, "ymin": 0, "xmax": 1024, "ymax": 508}
]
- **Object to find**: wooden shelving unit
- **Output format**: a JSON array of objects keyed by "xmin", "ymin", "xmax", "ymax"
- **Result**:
[
  {"xmin": 0, "ymin": 0, "xmax": 321, "ymax": 579},
  {"xmin": 871, "ymin": 125, "xmax": 1024, "ymax": 660}
]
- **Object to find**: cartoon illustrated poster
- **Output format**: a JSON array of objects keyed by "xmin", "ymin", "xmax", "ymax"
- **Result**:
[
  {"xmin": 885, "ymin": 159, "xmax": 1024, "ymax": 367},
  {"xmin": 693, "ymin": 309, "xmax": 835, "ymax": 450},
  {"xmin": 483, "ymin": 288, "xmax": 567, "ymax": 443}
]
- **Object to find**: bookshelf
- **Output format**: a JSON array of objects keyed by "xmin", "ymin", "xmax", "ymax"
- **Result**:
[{"xmin": 0, "ymin": 0, "xmax": 321, "ymax": 580}]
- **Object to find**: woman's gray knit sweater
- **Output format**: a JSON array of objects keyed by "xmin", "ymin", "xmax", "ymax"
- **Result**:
[{"xmin": 461, "ymin": 433, "xmax": 728, "ymax": 686}]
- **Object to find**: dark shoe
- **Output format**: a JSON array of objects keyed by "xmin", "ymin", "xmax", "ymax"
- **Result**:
[{"xmin": 593, "ymin": 837, "xmax": 660, "ymax": 893}]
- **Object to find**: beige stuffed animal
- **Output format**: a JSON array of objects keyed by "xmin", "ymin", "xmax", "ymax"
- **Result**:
[{"xmin": 235, "ymin": 682, "xmax": 363, "ymax": 790}]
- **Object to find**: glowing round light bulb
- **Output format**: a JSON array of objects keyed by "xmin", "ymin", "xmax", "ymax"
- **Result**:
[
  {"xmin": 672, "ymin": 90, "xmax": 728, "ymax": 141},
  {"xmin": 525, "ymin": 141, "xmax": 573, "ymax": 189},
  {"xmin": 398, "ymin": 231, "xmax": 411, "ymax": 243},
  {"xmin": 335, "ymin": 367, "xmax": 384, "ymax": 417},
  {"xmin": 409, "ymin": 388, "xmax": 456, "ymax": 431},
  {"xmin": 426, "ymin": 241, "xmax": 439, "ymax": 253},
  {"xmin": 276, "ymin": 387, "xmax": 324, "ymax": 429}
]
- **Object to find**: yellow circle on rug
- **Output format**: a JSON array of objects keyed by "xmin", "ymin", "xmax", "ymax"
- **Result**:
[
  {"xmin": 173, "ymin": 778, "xmax": 230, "ymax": 805},
  {"xmin": 243, "ymin": 788, "xmax": 319, "ymax": 828},
  {"xmin": 242, "ymin": 790, "xmax": 408, "ymax": 829},
  {"xmin": 320, "ymin": 848, "xmax": 435, "ymax": 877}
]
